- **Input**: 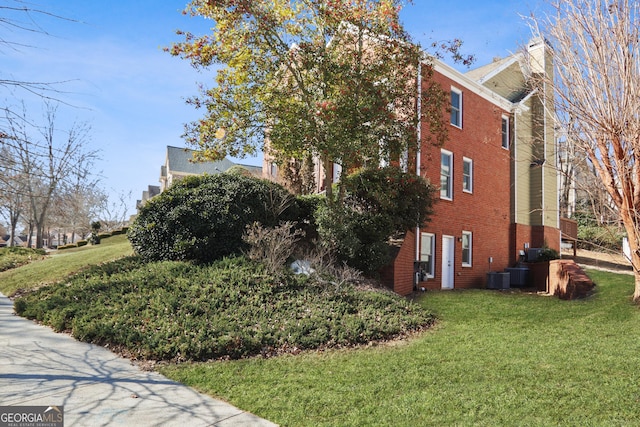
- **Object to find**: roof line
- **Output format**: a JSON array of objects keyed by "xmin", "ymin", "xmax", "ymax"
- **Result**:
[{"xmin": 428, "ymin": 58, "xmax": 515, "ymax": 112}]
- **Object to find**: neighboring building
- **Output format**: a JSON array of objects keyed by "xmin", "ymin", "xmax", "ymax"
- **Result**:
[
  {"xmin": 136, "ymin": 185, "xmax": 161, "ymax": 210},
  {"xmin": 159, "ymin": 145, "xmax": 262, "ymax": 191},
  {"xmin": 264, "ymin": 38, "xmax": 561, "ymax": 295},
  {"xmin": 137, "ymin": 145, "xmax": 264, "ymax": 212},
  {"xmin": 0, "ymin": 235, "xmax": 26, "ymax": 247}
]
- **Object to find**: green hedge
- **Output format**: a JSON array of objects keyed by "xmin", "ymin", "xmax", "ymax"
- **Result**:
[{"xmin": 127, "ymin": 174, "xmax": 299, "ymax": 263}]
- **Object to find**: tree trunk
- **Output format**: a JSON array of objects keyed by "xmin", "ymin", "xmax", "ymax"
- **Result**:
[
  {"xmin": 26, "ymin": 222, "xmax": 33, "ymax": 248},
  {"xmin": 634, "ymin": 272, "xmax": 640, "ymax": 303},
  {"xmin": 621, "ymin": 217, "xmax": 640, "ymax": 303},
  {"xmin": 8, "ymin": 223, "xmax": 16, "ymax": 248}
]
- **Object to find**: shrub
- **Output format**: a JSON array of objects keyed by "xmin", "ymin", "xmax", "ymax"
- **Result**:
[
  {"xmin": 578, "ymin": 225, "xmax": 624, "ymax": 251},
  {"xmin": 295, "ymin": 193, "xmax": 325, "ymax": 244},
  {"xmin": 315, "ymin": 203, "xmax": 393, "ymax": 275},
  {"xmin": 341, "ymin": 166, "xmax": 436, "ymax": 233},
  {"xmin": 127, "ymin": 173, "xmax": 298, "ymax": 263},
  {"xmin": 14, "ymin": 256, "xmax": 434, "ymax": 361},
  {"xmin": 537, "ymin": 246, "xmax": 560, "ymax": 262},
  {"xmin": 0, "ymin": 247, "xmax": 47, "ymax": 272},
  {"xmin": 243, "ymin": 222, "xmax": 305, "ymax": 275},
  {"xmin": 316, "ymin": 166, "xmax": 436, "ymax": 275}
]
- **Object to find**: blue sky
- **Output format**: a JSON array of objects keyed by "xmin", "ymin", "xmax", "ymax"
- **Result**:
[{"xmin": 1, "ymin": 0, "xmax": 545, "ymax": 216}]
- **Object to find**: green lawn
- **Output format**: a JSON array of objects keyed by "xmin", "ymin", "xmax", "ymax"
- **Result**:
[
  {"xmin": 0, "ymin": 234, "xmax": 133, "ymax": 296},
  {"xmin": 160, "ymin": 269, "xmax": 640, "ymax": 426},
  {"xmin": 4, "ymin": 240, "xmax": 640, "ymax": 425}
]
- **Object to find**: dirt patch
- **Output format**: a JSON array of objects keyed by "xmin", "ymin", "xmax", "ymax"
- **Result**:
[{"xmin": 562, "ymin": 248, "xmax": 633, "ymax": 274}]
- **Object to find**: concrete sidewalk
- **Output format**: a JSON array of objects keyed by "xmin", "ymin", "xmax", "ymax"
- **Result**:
[{"xmin": 0, "ymin": 293, "xmax": 277, "ymax": 426}]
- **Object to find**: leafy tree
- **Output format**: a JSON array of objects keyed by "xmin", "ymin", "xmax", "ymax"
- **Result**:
[
  {"xmin": 168, "ymin": 0, "xmax": 449, "ymax": 200},
  {"xmin": 531, "ymin": 0, "xmax": 640, "ymax": 301}
]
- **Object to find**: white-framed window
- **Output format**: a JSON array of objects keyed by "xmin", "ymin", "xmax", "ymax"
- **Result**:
[
  {"xmin": 463, "ymin": 157, "xmax": 473, "ymax": 193},
  {"xmin": 451, "ymin": 87, "xmax": 462, "ymax": 128},
  {"xmin": 501, "ymin": 116, "xmax": 510, "ymax": 149},
  {"xmin": 332, "ymin": 163, "xmax": 342, "ymax": 183},
  {"xmin": 270, "ymin": 162, "xmax": 278, "ymax": 178},
  {"xmin": 462, "ymin": 231, "xmax": 472, "ymax": 267},
  {"xmin": 420, "ymin": 232, "xmax": 435, "ymax": 278},
  {"xmin": 440, "ymin": 149, "xmax": 453, "ymax": 200}
]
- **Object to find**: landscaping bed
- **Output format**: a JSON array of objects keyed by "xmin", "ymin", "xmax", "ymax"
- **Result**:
[{"xmin": 13, "ymin": 256, "xmax": 434, "ymax": 361}]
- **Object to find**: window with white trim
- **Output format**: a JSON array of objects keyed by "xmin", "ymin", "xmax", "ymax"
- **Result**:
[
  {"xmin": 462, "ymin": 231, "xmax": 472, "ymax": 267},
  {"xmin": 501, "ymin": 116, "xmax": 510, "ymax": 149},
  {"xmin": 420, "ymin": 232, "xmax": 435, "ymax": 278},
  {"xmin": 270, "ymin": 162, "xmax": 278, "ymax": 178},
  {"xmin": 440, "ymin": 150, "xmax": 453, "ymax": 200},
  {"xmin": 332, "ymin": 163, "xmax": 342, "ymax": 183},
  {"xmin": 451, "ymin": 87, "xmax": 462, "ymax": 128},
  {"xmin": 463, "ymin": 157, "xmax": 473, "ymax": 193}
]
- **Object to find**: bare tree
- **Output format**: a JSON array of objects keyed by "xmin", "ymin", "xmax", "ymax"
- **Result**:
[
  {"xmin": 48, "ymin": 174, "xmax": 103, "ymax": 243},
  {"xmin": 97, "ymin": 190, "xmax": 131, "ymax": 232},
  {"xmin": 532, "ymin": 0, "xmax": 640, "ymax": 300},
  {"xmin": 2, "ymin": 103, "xmax": 99, "ymax": 248},
  {"xmin": 0, "ymin": 142, "xmax": 28, "ymax": 246},
  {"xmin": 0, "ymin": 1, "xmax": 77, "ymax": 101}
]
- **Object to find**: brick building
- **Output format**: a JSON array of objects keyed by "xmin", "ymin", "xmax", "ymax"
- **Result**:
[{"xmin": 265, "ymin": 38, "xmax": 560, "ymax": 295}]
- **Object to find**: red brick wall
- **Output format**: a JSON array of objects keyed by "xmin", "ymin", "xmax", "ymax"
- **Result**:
[
  {"xmin": 413, "ymin": 70, "xmax": 512, "ymax": 290},
  {"xmin": 392, "ymin": 231, "xmax": 417, "ymax": 295},
  {"xmin": 379, "ymin": 232, "xmax": 417, "ymax": 295},
  {"xmin": 512, "ymin": 224, "xmax": 561, "ymax": 264}
]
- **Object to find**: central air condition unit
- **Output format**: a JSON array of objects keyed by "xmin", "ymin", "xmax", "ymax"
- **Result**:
[
  {"xmin": 486, "ymin": 272, "xmax": 510, "ymax": 289},
  {"xmin": 505, "ymin": 267, "xmax": 529, "ymax": 287},
  {"xmin": 527, "ymin": 248, "xmax": 543, "ymax": 262}
]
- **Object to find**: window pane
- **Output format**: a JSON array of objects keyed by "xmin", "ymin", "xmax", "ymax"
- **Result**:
[
  {"xmin": 451, "ymin": 91, "xmax": 461, "ymax": 126},
  {"xmin": 440, "ymin": 152, "xmax": 451, "ymax": 198},
  {"xmin": 462, "ymin": 232, "xmax": 472, "ymax": 266},
  {"xmin": 463, "ymin": 159, "xmax": 472, "ymax": 192},
  {"xmin": 420, "ymin": 233, "xmax": 435, "ymax": 276},
  {"xmin": 502, "ymin": 117, "xmax": 509, "ymax": 148}
]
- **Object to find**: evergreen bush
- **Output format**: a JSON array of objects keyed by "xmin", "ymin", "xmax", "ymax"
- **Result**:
[
  {"xmin": 127, "ymin": 174, "xmax": 298, "ymax": 263},
  {"xmin": 316, "ymin": 166, "xmax": 436, "ymax": 275}
]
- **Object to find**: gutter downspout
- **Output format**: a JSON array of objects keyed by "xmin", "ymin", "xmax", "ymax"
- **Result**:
[{"xmin": 415, "ymin": 61, "xmax": 423, "ymax": 267}]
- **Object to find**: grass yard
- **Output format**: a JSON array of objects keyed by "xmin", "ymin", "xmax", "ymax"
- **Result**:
[
  {"xmin": 0, "ymin": 234, "xmax": 133, "ymax": 296},
  {"xmin": 159, "ymin": 269, "xmax": 640, "ymax": 426},
  {"xmin": 5, "ymin": 237, "xmax": 640, "ymax": 425}
]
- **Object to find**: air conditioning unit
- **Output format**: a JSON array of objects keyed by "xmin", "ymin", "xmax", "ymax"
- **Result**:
[
  {"xmin": 505, "ymin": 267, "xmax": 529, "ymax": 287},
  {"xmin": 487, "ymin": 272, "xmax": 510, "ymax": 289},
  {"xmin": 527, "ymin": 248, "xmax": 543, "ymax": 262}
]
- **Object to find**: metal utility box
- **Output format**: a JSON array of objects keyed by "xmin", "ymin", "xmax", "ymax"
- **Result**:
[
  {"xmin": 486, "ymin": 272, "xmax": 510, "ymax": 289},
  {"xmin": 505, "ymin": 267, "xmax": 529, "ymax": 287}
]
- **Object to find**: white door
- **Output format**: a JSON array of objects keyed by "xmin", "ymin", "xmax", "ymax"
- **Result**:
[{"xmin": 442, "ymin": 235, "xmax": 455, "ymax": 289}]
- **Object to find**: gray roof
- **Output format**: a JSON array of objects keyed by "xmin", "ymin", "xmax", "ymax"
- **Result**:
[
  {"xmin": 166, "ymin": 146, "xmax": 236, "ymax": 175},
  {"xmin": 148, "ymin": 185, "xmax": 160, "ymax": 198}
]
